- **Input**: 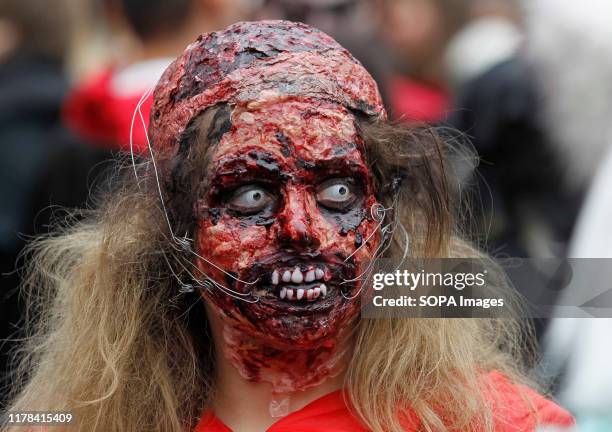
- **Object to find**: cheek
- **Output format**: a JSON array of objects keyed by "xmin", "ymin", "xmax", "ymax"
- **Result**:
[
  {"xmin": 309, "ymin": 194, "xmax": 382, "ymax": 261},
  {"xmin": 195, "ymin": 216, "xmax": 275, "ymax": 279}
]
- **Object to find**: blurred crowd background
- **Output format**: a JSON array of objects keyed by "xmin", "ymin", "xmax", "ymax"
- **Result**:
[{"xmin": 1, "ymin": 0, "xmax": 611, "ymax": 429}]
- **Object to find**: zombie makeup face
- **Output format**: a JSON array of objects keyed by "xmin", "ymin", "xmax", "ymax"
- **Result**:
[
  {"xmin": 148, "ymin": 21, "xmax": 386, "ymax": 399},
  {"xmin": 192, "ymin": 98, "xmax": 382, "ymax": 393},
  {"xmin": 197, "ymin": 95, "xmax": 380, "ymax": 344}
]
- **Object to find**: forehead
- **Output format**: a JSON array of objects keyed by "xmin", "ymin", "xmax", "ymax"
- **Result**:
[{"xmin": 210, "ymin": 99, "xmax": 365, "ymax": 166}]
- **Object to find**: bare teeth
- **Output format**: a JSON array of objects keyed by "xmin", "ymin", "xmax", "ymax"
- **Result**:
[
  {"xmin": 270, "ymin": 266, "xmax": 328, "ymax": 301},
  {"xmin": 271, "ymin": 267, "xmax": 325, "ymax": 286},
  {"xmin": 279, "ymin": 284, "xmax": 327, "ymax": 301}
]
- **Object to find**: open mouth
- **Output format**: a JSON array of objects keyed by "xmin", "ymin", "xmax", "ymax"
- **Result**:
[{"xmin": 252, "ymin": 264, "xmax": 335, "ymax": 303}]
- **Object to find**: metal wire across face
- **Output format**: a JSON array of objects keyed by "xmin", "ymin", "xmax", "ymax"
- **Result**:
[
  {"xmin": 130, "ymin": 87, "xmax": 261, "ymax": 303},
  {"xmin": 339, "ymin": 194, "xmax": 411, "ymax": 300}
]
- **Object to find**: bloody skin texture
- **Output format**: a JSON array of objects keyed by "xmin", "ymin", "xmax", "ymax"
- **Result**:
[
  {"xmin": 195, "ymin": 98, "xmax": 381, "ymax": 391},
  {"xmin": 148, "ymin": 21, "xmax": 386, "ymax": 393},
  {"xmin": 149, "ymin": 21, "xmax": 384, "ymax": 161}
]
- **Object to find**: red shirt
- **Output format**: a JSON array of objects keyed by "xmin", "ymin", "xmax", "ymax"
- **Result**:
[
  {"xmin": 62, "ymin": 67, "xmax": 154, "ymax": 154},
  {"xmin": 194, "ymin": 371, "xmax": 574, "ymax": 431},
  {"xmin": 387, "ymin": 76, "xmax": 450, "ymax": 124}
]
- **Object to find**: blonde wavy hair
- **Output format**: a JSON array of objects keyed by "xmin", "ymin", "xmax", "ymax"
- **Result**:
[{"xmin": 4, "ymin": 117, "xmax": 534, "ymax": 432}]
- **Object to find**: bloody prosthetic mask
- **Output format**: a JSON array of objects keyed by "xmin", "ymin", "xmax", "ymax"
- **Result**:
[{"xmin": 149, "ymin": 21, "xmax": 386, "ymax": 414}]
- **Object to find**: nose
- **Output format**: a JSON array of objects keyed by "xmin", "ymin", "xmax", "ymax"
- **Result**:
[{"xmin": 276, "ymin": 186, "xmax": 320, "ymax": 250}]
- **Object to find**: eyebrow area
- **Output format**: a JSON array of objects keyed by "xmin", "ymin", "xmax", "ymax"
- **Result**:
[{"xmin": 210, "ymin": 150, "xmax": 368, "ymax": 184}]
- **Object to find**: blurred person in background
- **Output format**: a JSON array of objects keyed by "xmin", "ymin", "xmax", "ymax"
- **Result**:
[
  {"xmin": 448, "ymin": 0, "xmax": 581, "ymax": 261},
  {"xmin": 541, "ymin": 148, "xmax": 612, "ymax": 432},
  {"xmin": 525, "ymin": 0, "xmax": 612, "ymax": 196},
  {"xmin": 0, "ymin": 0, "xmax": 111, "ymax": 406},
  {"xmin": 62, "ymin": 0, "xmax": 252, "ymax": 154},
  {"xmin": 444, "ymin": 0, "xmax": 522, "ymax": 90},
  {"xmin": 0, "ymin": 0, "xmax": 71, "ymax": 395},
  {"xmin": 377, "ymin": 0, "xmax": 468, "ymax": 122},
  {"xmin": 532, "ymin": 0, "xmax": 612, "ymax": 430},
  {"xmin": 447, "ymin": 0, "xmax": 585, "ymax": 343}
]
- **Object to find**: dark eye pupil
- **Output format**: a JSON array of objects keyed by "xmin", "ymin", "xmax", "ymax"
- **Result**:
[
  {"xmin": 338, "ymin": 186, "xmax": 347, "ymax": 195},
  {"xmin": 252, "ymin": 191, "xmax": 262, "ymax": 201}
]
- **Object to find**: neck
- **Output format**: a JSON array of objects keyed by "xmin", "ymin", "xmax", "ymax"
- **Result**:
[{"xmin": 206, "ymin": 306, "xmax": 351, "ymax": 432}]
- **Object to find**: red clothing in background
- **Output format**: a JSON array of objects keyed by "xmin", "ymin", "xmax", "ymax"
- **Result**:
[
  {"xmin": 62, "ymin": 68, "xmax": 151, "ymax": 153},
  {"xmin": 62, "ymin": 59, "xmax": 170, "ymax": 153},
  {"xmin": 387, "ymin": 76, "xmax": 450, "ymax": 124},
  {"xmin": 194, "ymin": 371, "xmax": 574, "ymax": 431}
]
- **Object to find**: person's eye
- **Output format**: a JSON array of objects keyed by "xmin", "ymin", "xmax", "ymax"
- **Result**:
[
  {"xmin": 227, "ymin": 185, "xmax": 273, "ymax": 215},
  {"xmin": 316, "ymin": 179, "xmax": 357, "ymax": 211}
]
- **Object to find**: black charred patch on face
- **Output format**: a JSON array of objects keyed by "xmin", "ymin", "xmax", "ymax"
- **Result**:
[
  {"xmin": 234, "ymin": 46, "xmax": 280, "ymax": 65},
  {"xmin": 176, "ymin": 118, "xmax": 200, "ymax": 157},
  {"xmin": 332, "ymin": 146, "xmax": 348, "ymax": 157},
  {"xmin": 275, "ymin": 131, "xmax": 294, "ymax": 157},
  {"xmin": 334, "ymin": 251, "xmax": 346, "ymax": 261},
  {"xmin": 295, "ymin": 151, "xmax": 369, "ymax": 188},
  {"xmin": 354, "ymin": 231, "xmax": 363, "ymax": 248},
  {"xmin": 331, "ymin": 142, "xmax": 357, "ymax": 157},
  {"xmin": 231, "ymin": 213, "xmax": 276, "ymax": 228},
  {"xmin": 247, "ymin": 150, "xmax": 280, "ymax": 174},
  {"xmin": 208, "ymin": 165, "xmax": 249, "ymax": 195},
  {"xmin": 225, "ymin": 194, "xmax": 277, "ymax": 225},
  {"xmin": 207, "ymin": 105, "xmax": 233, "ymax": 144},
  {"xmin": 209, "ymin": 150, "xmax": 283, "ymax": 193},
  {"xmin": 296, "ymin": 158, "xmax": 316, "ymax": 170},
  {"xmin": 206, "ymin": 208, "xmax": 222, "ymax": 225},
  {"xmin": 327, "ymin": 205, "xmax": 366, "ymax": 236},
  {"xmin": 354, "ymin": 99, "xmax": 376, "ymax": 114},
  {"xmin": 255, "ymin": 216, "xmax": 276, "ymax": 227},
  {"xmin": 224, "ymin": 271, "xmax": 239, "ymax": 290}
]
